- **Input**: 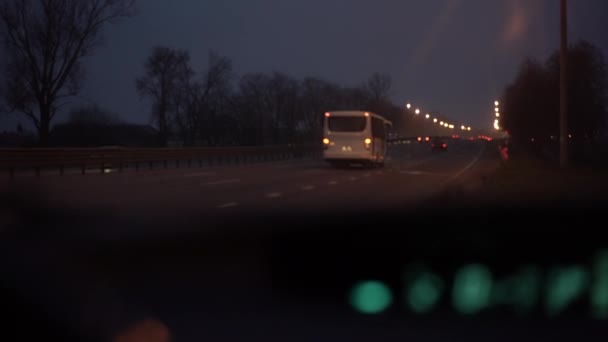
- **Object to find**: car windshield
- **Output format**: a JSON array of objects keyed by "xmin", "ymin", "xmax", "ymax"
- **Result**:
[{"xmin": 1, "ymin": 1, "xmax": 607, "ymax": 341}]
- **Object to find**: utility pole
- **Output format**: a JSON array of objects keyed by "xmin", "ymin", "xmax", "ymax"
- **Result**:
[{"xmin": 560, "ymin": 0, "xmax": 568, "ymax": 167}]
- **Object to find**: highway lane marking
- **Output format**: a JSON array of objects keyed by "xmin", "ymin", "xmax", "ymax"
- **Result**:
[
  {"xmin": 328, "ymin": 180, "xmax": 338, "ymax": 186},
  {"xmin": 301, "ymin": 185, "xmax": 316, "ymax": 191},
  {"xmin": 400, "ymin": 170, "xmax": 448, "ymax": 176},
  {"xmin": 441, "ymin": 144, "xmax": 487, "ymax": 185},
  {"xmin": 183, "ymin": 171, "xmax": 216, "ymax": 178},
  {"xmin": 266, "ymin": 192, "xmax": 282, "ymax": 198},
  {"xmin": 202, "ymin": 178, "xmax": 241, "ymax": 186},
  {"xmin": 217, "ymin": 202, "xmax": 239, "ymax": 209}
]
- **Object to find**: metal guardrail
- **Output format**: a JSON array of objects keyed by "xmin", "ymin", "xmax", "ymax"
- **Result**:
[{"xmin": 0, "ymin": 144, "xmax": 322, "ymax": 179}]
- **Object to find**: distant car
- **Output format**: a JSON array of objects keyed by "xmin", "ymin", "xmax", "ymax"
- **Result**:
[{"xmin": 431, "ymin": 138, "xmax": 447, "ymax": 151}]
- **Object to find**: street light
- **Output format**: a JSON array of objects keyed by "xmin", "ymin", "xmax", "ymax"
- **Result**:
[
  {"xmin": 494, "ymin": 101, "xmax": 500, "ymax": 106},
  {"xmin": 467, "ymin": 126, "xmax": 471, "ymax": 131},
  {"xmin": 433, "ymin": 118, "xmax": 438, "ymax": 123},
  {"xmin": 495, "ymin": 112, "xmax": 500, "ymax": 117},
  {"xmin": 461, "ymin": 125, "xmax": 466, "ymax": 130},
  {"xmin": 406, "ymin": 103, "xmax": 412, "ymax": 109},
  {"xmin": 494, "ymin": 119, "xmax": 500, "ymax": 130},
  {"xmin": 440, "ymin": 121, "xmax": 444, "ymax": 126},
  {"xmin": 449, "ymin": 124, "xmax": 455, "ymax": 129},
  {"xmin": 495, "ymin": 107, "xmax": 499, "ymax": 112},
  {"xmin": 415, "ymin": 109, "xmax": 420, "ymax": 115},
  {"xmin": 425, "ymin": 113, "xmax": 430, "ymax": 119}
]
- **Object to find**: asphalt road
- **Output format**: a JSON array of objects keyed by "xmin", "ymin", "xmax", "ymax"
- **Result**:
[
  {"xmin": 4, "ymin": 140, "xmax": 608, "ymax": 342},
  {"xmin": 3, "ymin": 139, "xmax": 496, "ymax": 238}
]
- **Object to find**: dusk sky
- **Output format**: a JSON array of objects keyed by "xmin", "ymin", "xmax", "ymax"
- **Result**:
[{"xmin": 2, "ymin": 0, "xmax": 608, "ymax": 132}]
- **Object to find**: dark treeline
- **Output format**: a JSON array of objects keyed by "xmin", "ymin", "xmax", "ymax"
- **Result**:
[
  {"xmin": 501, "ymin": 40, "xmax": 608, "ymax": 163},
  {"xmin": 135, "ymin": 47, "xmax": 417, "ymax": 147}
]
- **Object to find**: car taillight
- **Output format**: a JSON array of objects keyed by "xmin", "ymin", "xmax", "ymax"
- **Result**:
[
  {"xmin": 364, "ymin": 138, "xmax": 372, "ymax": 149},
  {"xmin": 323, "ymin": 138, "xmax": 330, "ymax": 149},
  {"xmin": 442, "ymin": 143, "xmax": 447, "ymax": 148}
]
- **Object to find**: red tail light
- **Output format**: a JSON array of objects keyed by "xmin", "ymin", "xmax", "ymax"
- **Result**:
[{"xmin": 442, "ymin": 144, "xmax": 447, "ymax": 148}]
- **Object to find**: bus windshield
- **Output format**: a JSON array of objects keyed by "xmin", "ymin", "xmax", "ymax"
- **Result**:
[{"xmin": 328, "ymin": 116, "xmax": 367, "ymax": 132}]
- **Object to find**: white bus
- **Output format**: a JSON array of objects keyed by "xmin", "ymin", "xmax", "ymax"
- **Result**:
[{"xmin": 322, "ymin": 110, "xmax": 392, "ymax": 168}]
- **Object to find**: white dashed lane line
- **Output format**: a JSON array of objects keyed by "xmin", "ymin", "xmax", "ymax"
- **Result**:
[
  {"xmin": 217, "ymin": 202, "xmax": 239, "ymax": 209},
  {"xmin": 266, "ymin": 192, "xmax": 282, "ymax": 198},
  {"xmin": 202, "ymin": 178, "xmax": 241, "ymax": 186}
]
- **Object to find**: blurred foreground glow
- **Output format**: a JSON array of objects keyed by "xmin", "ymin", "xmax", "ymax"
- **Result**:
[
  {"xmin": 113, "ymin": 319, "xmax": 170, "ymax": 342},
  {"xmin": 546, "ymin": 266, "xmax": 589, "ymax": 316},
  {"xmin": 350, "ymin": 281, "xmax": 393, "ymax": 314},
  {"xmin": 492, "ymin": 266, "xmax": 541, "ymax": 314},
  {"xmin": 406, "ymin": 272, "xmax": 444, "ymax": 313},
  {"xmin": 592, "ymin": 250, "xmax": 608, "ymax": 318},
  {"xmin": 452, "ymin": 264, "xmax": 493, "ymax": 314}
]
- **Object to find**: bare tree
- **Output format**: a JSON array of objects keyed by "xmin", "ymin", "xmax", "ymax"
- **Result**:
[
  {"xmin": 299, "ymin": 78, "xmax": 342, "ymax": 141},
  {"xmin": 136, "ymin": 46, "xmax": 193, "ymax": 146},
  {"xmin": 197, "ymin": 51, "xmax": 234, "ymax": 145},
  {"xmin": 68, "ymin": 103, "xmax": 122, "ymax": 125},
  {"xmin": 365, "ymin": 72, "xmax": 392, "ymax": 103},
  {"xmin": 0, "ymin": 0, "xmax": 136, "ymax": 145},
  {"xmin": 238, "ymin": 73, "xmax": 273, "ymax": 145}
]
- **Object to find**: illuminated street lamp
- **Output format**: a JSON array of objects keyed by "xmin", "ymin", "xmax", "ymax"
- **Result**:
[
  {"xmin": 494, "ymin": 101, "xmax": 500, "ymax": 106},
  {"xmin": 415, "ymin": 109, "xmax": 421, "ymax": 115},
  {"xmin": 406, "ymin": 103, "xmax": 412, "ymax": 109},
  {"xmin": 425, "ymin": 113, "xmax": 430, "ymax": 119},
  {"xmin": 461, "ymin": 125, "xmax": 466, "ymax": 130},
  {"xmin": 440, "ymin": 121, "xmax": 444, "ymax": 126},
  {"xmin": 494, "ymin": 119, "xmax": 500, "ymax": 130},
  {"xmin": 495, "ymin": 112, "xmax": 500, "ymax": 117},
  {"xmin": 433, "ymin": 118, "xmax": 438, "ymax": 123},
  {"xmin": 495, "ymin": 107, "xmax": 499, "ymax": 112},
  {"xmin": 449, "ymin": 124, "xmax": 455, "ymax": 129},
  {"xmin": 467, "ymin": 126, "xmax": 471, "ymax": 131}
]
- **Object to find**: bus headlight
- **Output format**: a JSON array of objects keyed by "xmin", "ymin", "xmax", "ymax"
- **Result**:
[{"xmin": 364, "ymin": 138, "xmax": 372, "ymax": 150}]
